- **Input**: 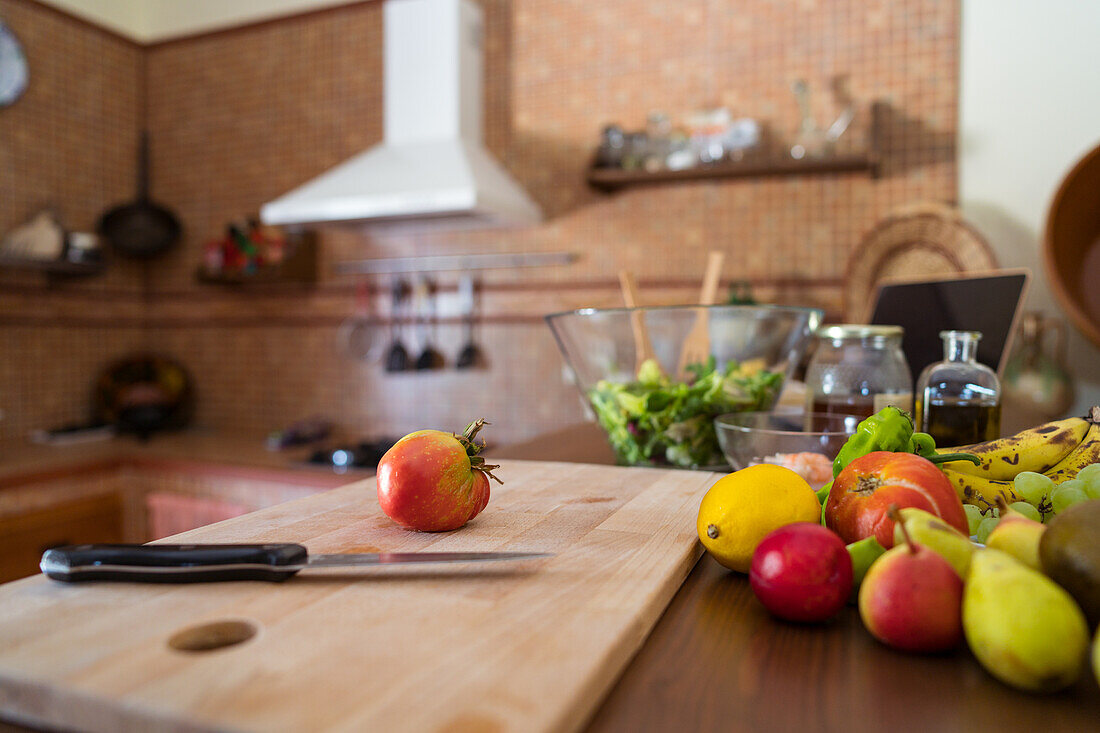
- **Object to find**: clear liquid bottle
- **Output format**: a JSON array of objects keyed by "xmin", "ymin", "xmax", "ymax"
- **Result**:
[{"xmin": 916, "ymin": 331, "xmax": 1001, "ymax": 446}]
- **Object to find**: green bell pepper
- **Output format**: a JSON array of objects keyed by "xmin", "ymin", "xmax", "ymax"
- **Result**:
[{"xmin": 832, "ymin": 406, "xmax": 979, "ymax": 479}]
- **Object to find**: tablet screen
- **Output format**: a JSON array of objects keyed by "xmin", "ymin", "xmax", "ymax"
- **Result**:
[{"xmin": 868, "ymin": 272, "xmax": 1029, "ymax": 378}]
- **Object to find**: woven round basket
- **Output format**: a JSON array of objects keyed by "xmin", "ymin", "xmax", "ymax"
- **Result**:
[{"xmin": 845, "ymin": 202, "xmax": 999, "ymax": 321}]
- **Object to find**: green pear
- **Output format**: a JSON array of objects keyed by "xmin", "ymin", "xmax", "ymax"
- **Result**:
[
  {"xmin": 963, "ymin": 549, "xmax": 1089, "ymax": 692},
  {"xmin": 892, "ymin": 507, "xmax": 974, "ymax": 578},
  {"xmin": 987, "ymin": 497, "xmax": 1045, "ymax": 571},
  {"xmin": 846, "ymin": 536, "xmax": 887, "ymax": 603}
]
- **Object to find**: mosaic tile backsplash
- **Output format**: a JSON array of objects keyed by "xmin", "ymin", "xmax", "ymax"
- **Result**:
[{"xmin": 2, "ymin": 0, "xmax": 958, "ymax": 444}]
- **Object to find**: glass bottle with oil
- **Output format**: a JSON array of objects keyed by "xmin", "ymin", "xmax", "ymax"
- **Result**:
[{"xmin": 916, "ymin": 331, "xmax": 1001, "ymax": 446}]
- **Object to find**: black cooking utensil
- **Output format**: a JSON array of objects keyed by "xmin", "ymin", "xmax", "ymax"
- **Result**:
[
  {"xmin": 415, "ymin": 277, "xmax": 446, "ymax": 370},
  {"xmin": 93, "ymin": 355, "xmax": 194, "ymax": 440},
  {"xmin": 97, "ymin": 131, "xmax": 181, "ymax": 259},
  {"xmin": 384, "ymin": 279, "xmax": 410, "ymax": 373},
  {"xmin": 455, "ymin": 275, "xmax": 484, "ymax": 369}
]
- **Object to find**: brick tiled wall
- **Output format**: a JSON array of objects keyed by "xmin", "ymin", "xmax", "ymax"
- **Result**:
[
  {"xmin": 0, "ymin": 0, "xmax": 145, "ymax": 440},
  {"xmin": 4, "ymin": 0, "xmax": 959, "ymax": 445}
]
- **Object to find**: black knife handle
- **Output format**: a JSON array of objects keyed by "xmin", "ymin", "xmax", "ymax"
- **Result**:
[{"xmin": 40, "ymin": 544, "xmax": 308, "ymax": 583}]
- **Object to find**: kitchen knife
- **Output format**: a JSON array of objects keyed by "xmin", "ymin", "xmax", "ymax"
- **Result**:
[{"xmin": 40, "ymin": 544, "xmax": 550, "ymax": 583}]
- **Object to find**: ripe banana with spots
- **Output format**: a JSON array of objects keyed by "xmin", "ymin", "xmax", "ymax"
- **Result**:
[
  {"xmin": 936, "ymin": 415, "xmax": 1092, "ymax": 480},
  {"xmin": 1043, "ymin": 408, "xmax": 1100, "ymax": 484},
  {"xmin": 941, "ymin": 468, "xmax": 1023, "ymax": 513}
]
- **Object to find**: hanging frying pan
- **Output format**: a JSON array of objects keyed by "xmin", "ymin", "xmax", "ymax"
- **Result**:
[{"xmin": 97, "ymin": 131, "xmax": 181, "ymax": 259}]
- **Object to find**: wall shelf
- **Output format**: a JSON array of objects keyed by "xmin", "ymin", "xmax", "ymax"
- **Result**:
[
  {"xmin": 587, "ymin": 153, "xmax": 880, "ymax": 191},
  {"xmin": 0, "ymin": 255, "xmax": 105, "ymax": 278},
  {"xmin": 196, "ymin": 234, "xmax": 317, "ymax": 286},
  {"xmin": 587, "ymin": 101, "xmax": 885, "ymax": 192}
]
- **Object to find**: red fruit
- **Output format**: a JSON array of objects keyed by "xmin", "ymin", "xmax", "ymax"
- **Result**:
[
  {"xmin": 377, "ymin": 419, "xmax": 501, "ymax": 532},
  {"xmin": 749, "ymin": 523, "xmax": 853, "ymax": 623},
  {"xmin": 825, "ymin": 452, "xmax": 968, "ymax": 547},
  {"xmin": 858, "ymin": 527, "xmax": 964, "ymax": 653}
]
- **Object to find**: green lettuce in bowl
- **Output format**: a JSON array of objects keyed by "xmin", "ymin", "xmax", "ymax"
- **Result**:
[{"xmin": 588, "ymin": 357, "xmax": 783, "ymax": 469}]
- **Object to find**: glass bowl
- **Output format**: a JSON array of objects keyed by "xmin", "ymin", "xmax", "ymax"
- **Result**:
[
  {"xmin": 545, "ymin": 304, "xmax": 823, "ymax": 469},
  {"xmin": 714, "ymin": 411, "xmax": 862, "ymax": 489}
]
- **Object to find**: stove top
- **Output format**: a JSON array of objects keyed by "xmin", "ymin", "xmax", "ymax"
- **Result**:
[{"xmin": 305, "ymin": 439, "xmax": 396, "ymax": 472}]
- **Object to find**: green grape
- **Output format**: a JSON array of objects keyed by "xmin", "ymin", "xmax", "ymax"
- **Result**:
[
  {"xmin": 1077, "ymin": 463, "xmax": 1100, "ymax": 482},
  {"xmin": 1008, "ymin": 501, "xmax": 1042, "ymax": 522},
  {"xmin": 1076, "ymin": 463, "xmax": 1100, "ymax": 499},
  {"xmin": 975, "ymin": 515, "xmax": 999, "ymax": 544},
  {"xmin": 963, "ymin": 504, "xmax": 983, "ymax": 535},
  {"xmin": 1050, "ymin": 480, "xmax": 1089, "ymax": 514},
  {"xmin": 1013, "ymin": 471, "xmax": 1054, "ymax": 506}
]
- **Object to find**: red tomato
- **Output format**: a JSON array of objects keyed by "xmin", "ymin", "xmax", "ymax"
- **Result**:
[
  {"xmin": 824, "ymin": 451, "xmax": 968, "ymax": 547},
  {"xmin": 377, "ymin": 419, "xmax": 501, "ymax": 532}
]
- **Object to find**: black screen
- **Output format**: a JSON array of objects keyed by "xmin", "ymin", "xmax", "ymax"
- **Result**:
[{"xmin": 869, "ymin": 273, "xmax": 1028, "ymax": 379}]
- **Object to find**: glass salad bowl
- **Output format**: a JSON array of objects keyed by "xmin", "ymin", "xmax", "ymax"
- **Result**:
[
  {"xmin": 545, "ymin": 304, "xmax": 823, "ymax": 469},
  {"xmin": 714, "ymin": 410, "xmax": 862, "ymax": 490}
]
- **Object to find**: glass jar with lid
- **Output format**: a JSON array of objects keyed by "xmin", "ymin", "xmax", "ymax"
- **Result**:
[
  {"xmin": 805, "ymin": 325, "xmax": 913, "ymax": 419},
  {"xmin": 916, "ymin": 330, "xmax": 1001, "ymax": 445}
]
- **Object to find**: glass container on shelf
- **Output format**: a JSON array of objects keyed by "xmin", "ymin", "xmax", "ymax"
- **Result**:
[
  {"xmin": 805, "ymin": 325, "xmax": 913, "ymax": 420},
  {"xmin": 595, "ymin": 124, "xmax": 625, "ymax": 168},
  {"xmin": 916, "ymin": 331, "xmax": 1001, "ymax": 446},
  {"xmin": 642, "ymin": 112, "xmax": 672, "ymax": 172}
]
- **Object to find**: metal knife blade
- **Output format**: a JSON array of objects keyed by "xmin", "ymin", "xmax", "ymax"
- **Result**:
[
  {"xmin": 301, "ymin": 551, "xmax": 550, "ymax": 569},
  {"xmin": 40, "ymin": 544, "xmax": 551, "ymax": 584}
]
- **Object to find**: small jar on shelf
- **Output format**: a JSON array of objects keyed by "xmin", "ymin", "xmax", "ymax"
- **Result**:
[{"xmin": 915, "ymin": 330, "xmax": 1002, "ymax": 446}]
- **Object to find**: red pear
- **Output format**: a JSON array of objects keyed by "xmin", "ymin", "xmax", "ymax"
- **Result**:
[{"xmin": 858, "ymin": 507, "xmax": 964, "ymax": 652}]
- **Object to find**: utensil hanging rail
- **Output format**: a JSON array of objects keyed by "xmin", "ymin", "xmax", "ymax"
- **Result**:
[{"xmin": 334, "ymin": 251, "xmax": 577, "ymax": 275}]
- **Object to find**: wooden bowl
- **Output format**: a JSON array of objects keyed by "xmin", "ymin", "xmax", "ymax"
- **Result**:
[{"xmin": 1044, "ymin": 143, "xmax": 1100, "ymax": 350}]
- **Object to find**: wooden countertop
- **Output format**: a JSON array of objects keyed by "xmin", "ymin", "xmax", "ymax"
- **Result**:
[
  {"xmin": 2, "ymin": 423, "xmax": 1098, "ymax": 731},
  {"xmin": 498, "ymin": 425, "xmax": 1100, "ymax": 732}
]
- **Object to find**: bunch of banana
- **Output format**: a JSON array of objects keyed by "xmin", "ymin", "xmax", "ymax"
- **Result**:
[
  {"xmin": 1045, "ymin": 407, "xmax": 1100, "ymax": 483},
  {"xmin": 936, "ymin": 407, "xmax": 1100, "ymax": 512}
]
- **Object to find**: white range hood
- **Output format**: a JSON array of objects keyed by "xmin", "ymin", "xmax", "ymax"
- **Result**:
[{"xmin": 261, "ymin": 0, "xmax": 541, "ymax": 231}]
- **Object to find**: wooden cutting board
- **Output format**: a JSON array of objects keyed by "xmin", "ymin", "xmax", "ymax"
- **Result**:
[{"xmin": 0, "ymin": 460, "xmax": 718, "ymax": 733}]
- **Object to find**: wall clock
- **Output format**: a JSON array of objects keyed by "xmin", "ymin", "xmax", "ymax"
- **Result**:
[{"xmin": 0, "ymin": 19, "xmax": 28, "ymax": 108}]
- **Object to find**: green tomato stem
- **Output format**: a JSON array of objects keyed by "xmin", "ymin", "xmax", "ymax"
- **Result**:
[
  {"xmin": 927, "ymin": 452, "xmax": 981, "ymax": 466},
  {"xmin": 457, "ymin": 418, "xmax": 503, "ymax": 485}
]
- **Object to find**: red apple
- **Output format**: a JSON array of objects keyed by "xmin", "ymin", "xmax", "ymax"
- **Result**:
[
  {"xmin": 858, "ymin": 521, "xmax": 964, "ymax": 652},
  {"xmin": 749, "ymin": 523, "xmax": 853, "ymax": 623},
  {"xmin": 825, "ymin": 451, "xmax": 967, "ymax": 548}
]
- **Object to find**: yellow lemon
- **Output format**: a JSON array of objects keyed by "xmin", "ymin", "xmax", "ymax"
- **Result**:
[{"xmin": 696, "ymin": 464, "xmax": 821, "ymax": 572}]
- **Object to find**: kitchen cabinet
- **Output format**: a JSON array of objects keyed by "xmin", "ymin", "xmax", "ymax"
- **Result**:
[
  {"xmin": 0, "ymin": 493, "xmax": 123, "ymax": 583},
  {"xmin": 145, "ymin": 491, "xmax": 248, "ymax": 540},
  {"xmin": 0, "ymin": 437, "xmax": 343, "ymax": 575}
]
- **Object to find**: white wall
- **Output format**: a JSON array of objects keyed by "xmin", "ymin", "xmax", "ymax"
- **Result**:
[
  {"xmin": 39, "ymin": 0, "xmax": 360, "ymax": 43},
  {"xmin": 959, "ymin": 0, "xmax": 1100, "ymax": 414}
]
